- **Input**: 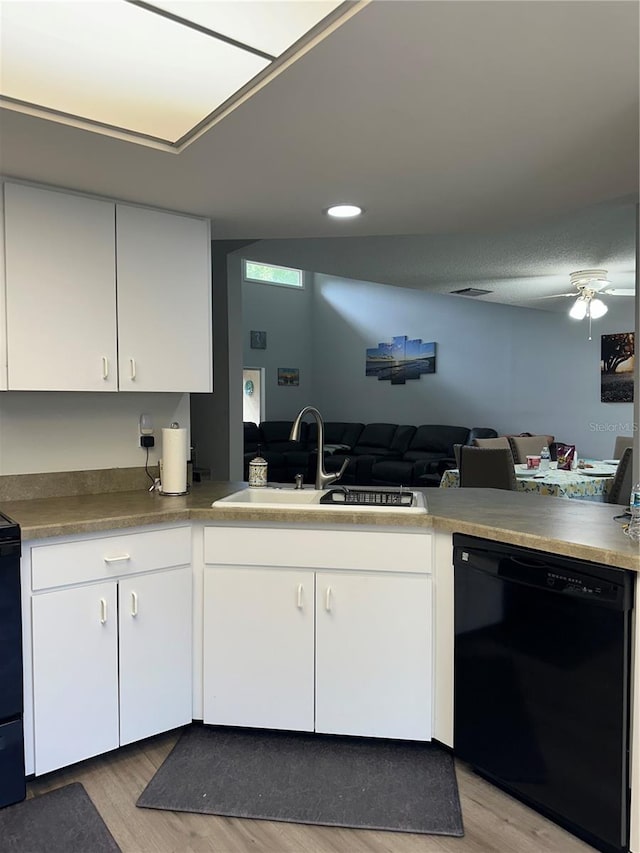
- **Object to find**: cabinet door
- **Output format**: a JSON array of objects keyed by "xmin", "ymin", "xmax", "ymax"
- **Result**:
[
  {"xmin": 4, "ymin": 183, "xmax": 118, "ymax": 391},
  {"xmin": 203, "ymin": 567, "xmax": 314, "ymax": 731},
  {"xmin": 32, "ymin": 582, "xmax": 119, "ymax": 774},
  {"xmin": 315, "ymin": 571, "xmax": 432, "ymax": 741},
  {"xmin": 116, "ymin": 204, "xmax": 212, "ymax": 392},
  {"xmin": 119, "ymin": 567, "xmax": 192, "ymax": 745}
]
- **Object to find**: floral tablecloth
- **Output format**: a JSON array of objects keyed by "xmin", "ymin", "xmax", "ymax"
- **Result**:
[{"xmin": 439, "ymin": 466, "xmax": 613, "ymax": 500}]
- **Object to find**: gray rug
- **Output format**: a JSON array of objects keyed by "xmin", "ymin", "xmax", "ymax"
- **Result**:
[
  {"xmin": 137, "ymin": 724, "xmax": 464, "ymax": 836},
  {"xmin": 0, "ymin": 782, "xmax": 121, "ymax": 853}
]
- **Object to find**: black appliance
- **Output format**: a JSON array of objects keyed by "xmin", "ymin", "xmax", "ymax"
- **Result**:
[
  {"xmin": 453, "ymin": 534, "xmax": 633, "ymax": 853},
  {"xmin": 0, "ymin": 510, "xmax": 25, "ymax": 808}
]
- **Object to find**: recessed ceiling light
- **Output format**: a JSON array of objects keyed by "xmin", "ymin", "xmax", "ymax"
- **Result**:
[{"xmin": 325, "ymin": 204, "xmax": 364, "ymax": 219}]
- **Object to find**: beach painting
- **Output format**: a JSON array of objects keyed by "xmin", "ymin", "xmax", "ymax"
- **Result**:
[{"xmin": 366, "ymin": 336, "xmax": 436, "ymax": 384}]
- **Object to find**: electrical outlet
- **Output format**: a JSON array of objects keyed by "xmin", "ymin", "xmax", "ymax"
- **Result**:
[{"xmin": 140, "ymin": 435, "xmax": 155, "ymax": 448}]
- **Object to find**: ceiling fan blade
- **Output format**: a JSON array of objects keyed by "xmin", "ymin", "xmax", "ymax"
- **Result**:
[
  {"xmin": 537, "ymin": 292, "xmax": 576, "ymax": 299},
  {"xmin": 600, "ymin": 287, "xmax": 636, "ymax": 297}
]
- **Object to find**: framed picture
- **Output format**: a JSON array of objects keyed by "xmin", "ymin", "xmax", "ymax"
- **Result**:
[
  {"xmin": 250, "ymin": 330, "xmax": 267, "ymax": 349},
  {"xmin": 601, "ymin": 332, "xmax": 634, "ymax": 403},
  {"xmin": 278, "ymin": 367, "xmax": 299, "ymax": 386}
]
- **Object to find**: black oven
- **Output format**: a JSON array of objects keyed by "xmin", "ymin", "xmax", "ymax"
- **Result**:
[{"xmin": 0, "ymin": 510, "xmax": 25, "ymax": 808}]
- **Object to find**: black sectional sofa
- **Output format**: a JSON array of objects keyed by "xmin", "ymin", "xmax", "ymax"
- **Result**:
[{"xmin": 244, "ymin": 420, "xmax": 497, "ymax": 487}]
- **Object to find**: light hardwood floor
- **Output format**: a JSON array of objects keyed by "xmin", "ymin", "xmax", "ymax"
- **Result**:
[{"xmin": 27, "ymin": 730, "xmax": 597, "ymax": 853}]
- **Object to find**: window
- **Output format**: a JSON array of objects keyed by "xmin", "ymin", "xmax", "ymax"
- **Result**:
[{"xmin": 243, "ymin": 260, "xmax": 304, "ymax": 289}]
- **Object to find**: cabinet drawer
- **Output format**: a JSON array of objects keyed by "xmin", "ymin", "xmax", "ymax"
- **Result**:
[
  {"xmin": 204, "ymin": 527, "xmax": 431, "ymax": 574},
  {"xmin": 32, "ymin": 526, "xmax": 191, "ymax": 591}
]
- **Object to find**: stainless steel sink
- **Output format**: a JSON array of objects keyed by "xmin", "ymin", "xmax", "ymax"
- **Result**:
[{"xmin": 212, "ymin": 486, "xmax": 427, "ymax": 513}]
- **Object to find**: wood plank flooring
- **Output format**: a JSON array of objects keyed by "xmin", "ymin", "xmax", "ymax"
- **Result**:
[{"xmin": 26, "ymin": 730, "xmax": 597, "ymax": 853}]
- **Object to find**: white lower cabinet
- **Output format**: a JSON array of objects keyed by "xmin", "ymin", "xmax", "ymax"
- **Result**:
[
  {"xmin": 203, "ymin": 567, "xmax": 314, "ymax": 731},
  {"xmin": 315, "ymin": 571, "xmax": 432, "ymax": 741},
  {"xmin": 118, "ymin": 569, "xmax": 192, "ymax": 745},
  {"xmin": 203, "ymin": 526, "xmax": 433, "ymax": 741},
  {"xmin": 30, "ymin": 526, "xmax": 192, "ymax": 775},
  {"xmin": 32, "ymin": 582, "xmax": 119, "ymax": 774}
]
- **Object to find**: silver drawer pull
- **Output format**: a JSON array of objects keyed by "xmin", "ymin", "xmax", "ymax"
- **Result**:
[
  {"xmin": 103, "ymin": 554, "xmax": 131, "ymax": 564},
  {"xmin": 99, "ymin": 598, "xmax": 107, "ymax": 624},
  {"xmin": 130, "ymin": 591, "xmax": 138, "ymax": 617}
]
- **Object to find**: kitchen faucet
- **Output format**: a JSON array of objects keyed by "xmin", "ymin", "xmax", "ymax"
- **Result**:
[{"xmin": 289, "ymin": 406, "xmax": 349, "ymax": 490}]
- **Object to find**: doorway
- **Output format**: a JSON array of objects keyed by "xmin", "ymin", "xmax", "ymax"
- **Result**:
[{"xmin": 243, "ymin": 368, "xmax": 264, "ymax": 425}]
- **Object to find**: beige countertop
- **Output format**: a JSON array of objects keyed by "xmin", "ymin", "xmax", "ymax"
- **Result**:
[{"xmin": 1, "ymin": 482, "xmax": 638, "ymax": 572}]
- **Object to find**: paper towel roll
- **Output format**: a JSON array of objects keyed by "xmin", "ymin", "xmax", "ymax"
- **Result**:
[{"xmin": 161, "ymin": 427, "xmax": 188, "ymax": 494}]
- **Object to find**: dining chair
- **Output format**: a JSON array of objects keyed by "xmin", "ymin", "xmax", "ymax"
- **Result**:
[
  {"xmin": 607, "ymin": 447, "xmax": 633, "ymax": 506},
  {"xmin": 613, "ymin": 435, "xmax": 633, "ymax": 460},
  {"xmin": 473, "ymin": 436, "xmax": 511, "ymax": 451},
  {"xmin": 459, "ymin": 446, "xmax": 518, "ymax": 490},
  {"xmin": 508, "ymin": 434, "xmax": 555, "ymax": 464}
]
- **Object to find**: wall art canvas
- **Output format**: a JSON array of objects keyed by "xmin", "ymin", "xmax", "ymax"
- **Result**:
[
  {"xmin": 366, "ymin": 336, "xmax": 436, "ymax": 385},
  {"xmin": 278, "ymin": 367, "xmax": 299, "ymax": 386},
  {"xmin": 601, "ymin": 332, "xmax": 634, "ymax": 403}
]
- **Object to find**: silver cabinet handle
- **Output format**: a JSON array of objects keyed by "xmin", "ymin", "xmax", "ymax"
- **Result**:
[
  {"xmin": 130, "ymin": 591, "xmax": 138, "ymax": 617},
  {"xmin": 129, "ymin": 358, "xmax": 136, "ymax": 380},
  {"xmin": 102, "ymin": 356, "xmax": 109, "ymax": 379},
  {"xmin": 297, "ymin": 583, "xmax": 303, "ymax": 609},
  {"xmin": 99, "ymin": 598, "xmax": 107, "ymax": 624},
  {"xmin": 325, "ymin": 586, "xmax": 332, "ymax": 612}
]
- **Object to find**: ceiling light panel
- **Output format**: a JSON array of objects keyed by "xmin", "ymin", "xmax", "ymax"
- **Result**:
[
  {"xmin": 0, "ymin": 1, "xmax": 270, "ymax": 142},
  {"xmin": 148, "ymin": 1, "xmax": 347, "ymax": 57}
]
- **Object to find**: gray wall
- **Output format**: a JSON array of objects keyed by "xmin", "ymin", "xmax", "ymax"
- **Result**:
[
  {"xmin": 191, "ymin": 241, "xmax": 252, "ymax": 480},
  {"xmin": 241, "ymin": 272, "xmax": 315, "ymax": 420},
  {"xmin": 233, "ymin": 259, "xmax": 634, "ymax": 461},
  {"xmin": 308, "ymin": 274, "xmax": 634, "ymax": 460}
]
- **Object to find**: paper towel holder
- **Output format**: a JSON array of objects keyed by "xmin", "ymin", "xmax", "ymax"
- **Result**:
[{"xmin": 159, "ymin": 422, "xmax": 189, "ymax": 497}]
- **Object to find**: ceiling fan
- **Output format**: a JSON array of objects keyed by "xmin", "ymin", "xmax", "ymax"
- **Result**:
[
  {"xmin": 541, "ymin": 269, "xmax": 635, "ymax": 338},
  {"xmin": 550, "ymin": 269, "xmax": 635, "ymax": 309}
]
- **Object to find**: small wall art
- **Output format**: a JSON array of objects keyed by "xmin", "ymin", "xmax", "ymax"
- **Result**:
[
  {"xmin": 601, "ymin": 332, "xmax": 634, "ymax": 403},
  {"xmin": 366, "ymin": 336, "xmax": 436, "ymax": 385},
  {"xmin": 278, "ymin": 367, "xmax": 299, "ymax": 386},
  {"xmin": 250, "ymin": 330, "xmax": 267, "ymax": 349}
]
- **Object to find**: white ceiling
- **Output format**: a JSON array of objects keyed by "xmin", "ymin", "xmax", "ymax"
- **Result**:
[{"xmin": 0, "ymin": 0, "xmax": 638, "ymax": 306}]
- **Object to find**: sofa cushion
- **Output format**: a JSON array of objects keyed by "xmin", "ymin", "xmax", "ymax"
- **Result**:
[
  {"xmin": 243, "ymin": 422, "xmax": 262, "ymax": 454},
  {"xmin": 260, "ymin": 420, "xmax": 308, "ymax": 452},
  {"xmin": 350, "ymin": 423, "xmax": 403, "ymax": 457},
  {"xmin": 467, "ymin": 427, "xmax": 498, "ymax": 444},
  {"xmin": 406, "ymin": 425, "xmax": 471, "ymax": 456},
  {"xmin": 307, "ymin": 422, "xmax": 364, "ymax": 449}
]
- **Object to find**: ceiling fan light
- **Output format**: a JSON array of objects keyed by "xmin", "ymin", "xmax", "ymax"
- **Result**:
[
  {"xmin": 569, "ymin": 298, "xmax": 588, "ymax": 320},
  {"xmin": 589, "ymin": 298, "xmax": 608, "ymax": 319}
]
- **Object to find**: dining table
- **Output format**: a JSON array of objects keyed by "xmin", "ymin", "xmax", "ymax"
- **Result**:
[{"xmin": 439, "ymin": 461, "xmax": 617, "ymax": 501}]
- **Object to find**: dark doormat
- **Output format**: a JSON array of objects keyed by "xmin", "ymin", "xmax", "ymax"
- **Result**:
[
  {"xmin": 137, "ymin": 724, "xmax": 464, "ymax": 836},
  {"xmin": 0, "ymin": 782, "xmax": 121, "ymax": 853}
]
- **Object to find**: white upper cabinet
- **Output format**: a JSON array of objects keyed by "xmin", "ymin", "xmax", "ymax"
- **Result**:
[
  {"xmin": 1, "ymin": 182, "xmax": 212, "ymax": 392},
  {"xmin": 116, "ymin": 204, "xmax": 212, "ymax": 393},
  {"xmin": 4, "ymin": 183, "xmax": 118, "ymax": 391}
]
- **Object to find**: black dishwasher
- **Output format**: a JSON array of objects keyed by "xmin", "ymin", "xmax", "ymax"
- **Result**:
[
  {"xmin": 453, "ymin": 534, "xmax": 633, "ymax": 853},
  {"xmin": 0, "ymin": 511, "xmax": 25, "ymax": 809}
]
